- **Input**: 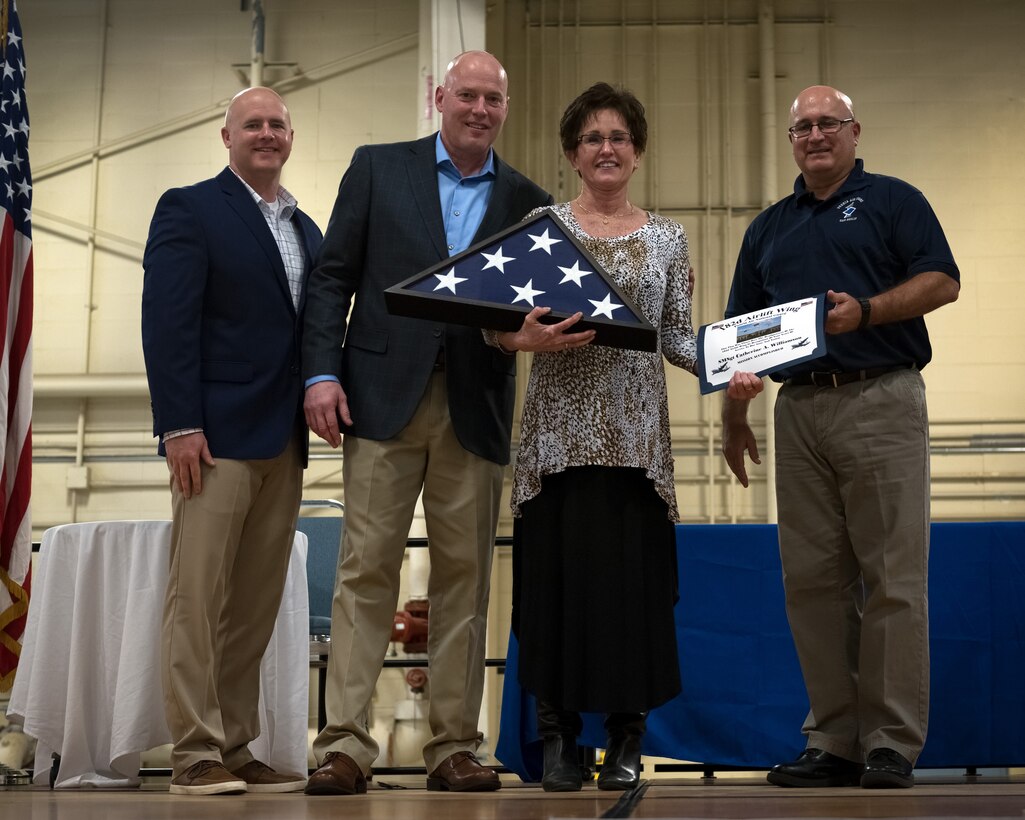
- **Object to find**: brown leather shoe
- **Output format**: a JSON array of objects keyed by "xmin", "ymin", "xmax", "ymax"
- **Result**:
[
  {"xmin": 231, "ymin": 759, "xmax": 306, "ymax": 793},
  {"xmin": 427, "ymin": 751, "xmax": 501, "ymax": 792},
  {"xmin": 169, "ymin": 760, "xmax": 246, "ymax": 795},
  {"xmin": 304, "ymin": 751, "xmax": 368, "ymax": 796}
]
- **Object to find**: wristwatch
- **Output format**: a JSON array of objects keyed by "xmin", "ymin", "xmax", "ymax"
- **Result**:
[{"xmin": 857, "ymin": 297, "xmax": 872, "ymax": 330}]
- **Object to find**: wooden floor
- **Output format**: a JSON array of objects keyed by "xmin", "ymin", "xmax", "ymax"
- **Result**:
[{"xmin": 4, "ymin": 774, "xmax": 1025, "ymax": 819}]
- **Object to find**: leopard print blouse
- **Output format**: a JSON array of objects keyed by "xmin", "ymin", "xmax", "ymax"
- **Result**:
[{"xmin": 497, "ymin": 203, "xmax": 698, "ymax": 521}]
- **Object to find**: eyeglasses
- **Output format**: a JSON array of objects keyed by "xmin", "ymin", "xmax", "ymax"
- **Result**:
[
  {"xmin": 788, "ymin": 118, "xmax": 854, "ymax": 139},
  {"xmin": 577, "ymin": 131, "xmax": 633, "ymax": 149}
]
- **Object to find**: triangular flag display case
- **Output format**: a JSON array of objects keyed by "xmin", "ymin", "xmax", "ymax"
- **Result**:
[{"xmin": 385, "ymin": 210, "xmax": 657, "ymax": 352}]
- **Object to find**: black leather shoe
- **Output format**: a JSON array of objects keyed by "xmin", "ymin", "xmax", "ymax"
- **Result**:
[
  {"xmin": 861, "ymin": 748, "xmax": 914, "ymax": 788},
  {"xmin": 766, "ymin": 748, "xmax": 862, "ymax": 788},
  {"xmin": 597, "ymin": 733, "xmax": 642, "ymax": 790},
  {"xmin": 541, "ymin": 734, "xmax": 582, "ymax": 792}
]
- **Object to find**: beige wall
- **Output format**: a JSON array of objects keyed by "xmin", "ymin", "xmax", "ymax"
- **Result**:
[
  {"xmin": 494, "ymin": 0, "xmax": 1025, "ymax": 524},
  {"xmin": 24, "ymin": 0, "xmax": 1025, "ymax": 537},
  {"xmin": 27, "ymin": 0, "xmax": 422, "ymax": 532}
]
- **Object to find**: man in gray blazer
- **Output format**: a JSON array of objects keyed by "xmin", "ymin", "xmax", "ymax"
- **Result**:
[{"xmin": 303, "ymin": 51, "xmax": 552, "ymax": 794}]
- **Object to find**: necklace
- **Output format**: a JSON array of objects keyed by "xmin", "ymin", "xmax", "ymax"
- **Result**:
[{"xmin": 574, "ymin": 198, "xmax": 634, "ymax": 225}]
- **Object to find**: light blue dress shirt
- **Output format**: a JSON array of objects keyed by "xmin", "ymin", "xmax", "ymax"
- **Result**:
[
  {"xmin": 435, "ymin": 134, "xmax": 496, "ymax": 256},
  {"xmin": 307, "ymin": 134, "xmax": 497, "ymax": 388}
]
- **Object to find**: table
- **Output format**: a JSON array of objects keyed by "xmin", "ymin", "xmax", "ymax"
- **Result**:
[
  {"xmin": 5, "ymin": 520, "xmax": 309, "ymax": 788},
  {"xmin": 497, "ymin": 521, "xmax": 1025, "ymax": 780}
]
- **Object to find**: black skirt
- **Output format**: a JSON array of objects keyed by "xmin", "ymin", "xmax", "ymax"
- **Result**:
[{"xmin": 512, "ymin": 465, "xmax": 681, "ymax": 713}]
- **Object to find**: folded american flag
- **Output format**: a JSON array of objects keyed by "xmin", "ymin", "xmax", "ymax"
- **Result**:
[{"xmin": 384, "ymin": 211, "xmax": 656, "ymax": 351}]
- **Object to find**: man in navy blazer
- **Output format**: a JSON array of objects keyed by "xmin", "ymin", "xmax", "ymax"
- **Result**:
[
  {"xmin": 142, "ymin": 87, "xmax": 322, "ymax": 796},
  {"xmin": 302, "ymin": 52, "xmax": 564, "ymax": 795}
]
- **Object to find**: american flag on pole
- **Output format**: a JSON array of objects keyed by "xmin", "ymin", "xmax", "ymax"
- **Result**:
[
  {"xmin": 385, "ymin": 210, "xmax": 657, "ymax": 351},
  {"xmin": 0, "ymin": 0, "xmax": 32, "ymax": 694}
]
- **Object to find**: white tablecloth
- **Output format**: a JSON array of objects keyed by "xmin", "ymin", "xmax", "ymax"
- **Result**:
[{"xmin": 6, "ymin": 520, "xmax": 309, "ymax": 788}]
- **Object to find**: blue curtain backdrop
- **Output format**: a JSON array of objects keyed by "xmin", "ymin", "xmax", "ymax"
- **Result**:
[{"xmin": 497, "ymin": 522, "xmax": 1025, "ymax": 781}]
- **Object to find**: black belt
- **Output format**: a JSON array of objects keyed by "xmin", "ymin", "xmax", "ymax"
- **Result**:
[{"xmin": 785, "ymin": 364, "xmax": 911, "ymax": 388}]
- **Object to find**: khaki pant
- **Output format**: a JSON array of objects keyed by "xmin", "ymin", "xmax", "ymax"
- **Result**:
[
  {"xmin": 774, "ymin": 368, "xmax": 930, "ymax": 764},
  {"xmin": 161, "ymin": 439, "xmax": 302, "ymax": 777},
  {"xmin": 312, "ymin": 372, "xmax": 504, "ymax": 773}
]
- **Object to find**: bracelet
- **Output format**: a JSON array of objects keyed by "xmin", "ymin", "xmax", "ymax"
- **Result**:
[{"xmin": 857, "ymin": 297, "xmax": 872, "ymax": 330}]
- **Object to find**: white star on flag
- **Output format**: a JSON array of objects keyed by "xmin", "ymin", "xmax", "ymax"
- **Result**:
[
  {"xmin": 557, "ymin": 260, "xmax": 592, "ymax": 287},
  {"xmin": 589, "ymin": 293, "xmax": 623, "ymax": 319},
  {"xmin": 527, "ymin": 228, "xmax": 561, "ymax": 255},
  {"xmin": 511, "ymin": 279, "xmax": 545, "ymax": 306},
  {"xmin": 433, "ymin": 268, "xmax": 467, "ymax": 293},
  {"xmin": 480, "ymin": 246, "xmax": 515, "ymax": 273}
]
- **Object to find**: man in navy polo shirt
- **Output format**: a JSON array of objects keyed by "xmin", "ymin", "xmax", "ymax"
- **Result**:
[{"xmin": 721, "ymin": 86, "xmax": 960, "ymax": 790}]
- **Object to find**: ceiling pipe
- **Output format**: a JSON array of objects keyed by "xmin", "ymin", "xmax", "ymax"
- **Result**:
[
  {"xmin": 758, "ymin": 0, "xmax": 779, "ymax": 524},
  {"xmin": 759, "ymin": 0, "xmax": 777, "ymax": 208},
  {"xmin": 250, "ymin": 0, "xmax": 265, "ymax": 88}
]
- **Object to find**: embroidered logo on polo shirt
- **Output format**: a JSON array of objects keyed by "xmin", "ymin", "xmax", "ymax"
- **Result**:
[{"xmin": 837, "ymin": 196, "xmax": 863, "ymax": 223}]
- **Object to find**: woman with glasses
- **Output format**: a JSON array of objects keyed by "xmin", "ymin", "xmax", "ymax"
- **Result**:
[{"xmin": 487, "ymin": 83, "xmax": 762, "ymax": 792}]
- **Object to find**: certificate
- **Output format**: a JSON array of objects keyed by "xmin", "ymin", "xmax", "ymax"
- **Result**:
[{"xmin": 696, "ymin": 294, "xmax": 826, "ymax": 394}]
